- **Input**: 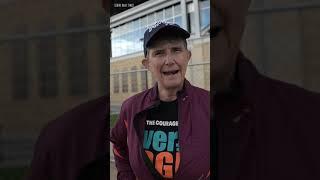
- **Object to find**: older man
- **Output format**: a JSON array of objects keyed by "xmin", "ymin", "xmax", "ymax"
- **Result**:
[
  {"xmin": 110, "ymin": 22, "xmax": 210, "ymax": 179},
  {"xmin": 213, "ymin": 0, "xmax": 320, "ymax": 179}
]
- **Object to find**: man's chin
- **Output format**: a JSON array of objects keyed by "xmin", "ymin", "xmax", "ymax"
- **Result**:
[{"xmin": 161, "ymin": 82, "xmax": 183, "ymax": 90}]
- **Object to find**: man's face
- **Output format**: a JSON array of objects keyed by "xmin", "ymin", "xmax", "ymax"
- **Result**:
[{"xmin": 143, "ymin": 39, "xmax": 191, "ymax": 91}]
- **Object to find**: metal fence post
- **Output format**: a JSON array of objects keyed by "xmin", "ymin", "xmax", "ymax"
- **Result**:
[{"xmin": 145, "ymin": 70, "xmax": 148, "ymax": 89}]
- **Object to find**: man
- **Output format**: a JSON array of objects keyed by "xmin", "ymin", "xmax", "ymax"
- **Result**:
[
  {"xmin": 110, "ymin": 22, "xmax": 210, "ymax": 179},
  {"xmin": 213, "ymin": 0, "xmax": 320, "ymax": 179}
]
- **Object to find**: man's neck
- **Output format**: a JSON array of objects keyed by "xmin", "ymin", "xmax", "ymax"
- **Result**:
[{"xmin": 158, "ymin": 85, "xmax": 183, "ymax": 102}]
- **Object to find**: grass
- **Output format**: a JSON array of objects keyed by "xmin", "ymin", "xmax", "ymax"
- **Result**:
[
  {"xmin": 0, "ymin": 167, "xmax": 28, "ymax": 180},
  {"xmin": 110, "ymin": 114, "xmax": 119, "ymax": 128}
]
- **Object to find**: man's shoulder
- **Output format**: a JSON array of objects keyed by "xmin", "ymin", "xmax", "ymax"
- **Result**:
[
  {"xmin": 239, "ymin": 55, "xmax": 320, "ymax": 102},
  {"xmin": 42, "ymin": 95, "xmax": 107, "ymax": 140},
  {"xmin": 265, "ymin": 76, "xmax": 319, "ymax": 97},
  {"xmin": 29, "ymin": 96, "xmax": 107, "ymax": 180},
  {"xmin": 51, "ymin": 95, "xmax": 107, "ymax": 124},
  {"xmin": 121, "ymin": 89, "xmax": 152, "ymax": 108},
  {"xmin": 261, "ymin": 76, "xmax": 320, "ymax": 107}
]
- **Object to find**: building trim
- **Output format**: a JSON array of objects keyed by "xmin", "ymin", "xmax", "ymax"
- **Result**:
[
  {"xmin": 111, "ymin": 0, "xmax": 180, "ymax": 28},
  {"xmin": 111, "ymin": 0, "xmax": 194, "ymax": 28}
]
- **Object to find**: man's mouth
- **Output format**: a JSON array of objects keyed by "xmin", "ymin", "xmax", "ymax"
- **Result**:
[{"xmin": 162, "ymin": 70, "xmax": 179, "ymax": 75}]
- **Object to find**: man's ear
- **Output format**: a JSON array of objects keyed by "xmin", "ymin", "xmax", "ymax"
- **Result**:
[
  {"xmin": 187, "ymin": 50, "xmax": 192, "ymax": 62},
  {"xmin": 142, "ymin": 58, "xmax": 149, "ymax": 69}
]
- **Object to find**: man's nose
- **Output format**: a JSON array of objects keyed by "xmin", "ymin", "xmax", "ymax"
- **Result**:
[{"xmin": 164, "ymin": 53, "xmax": 175, "ymax": 65}]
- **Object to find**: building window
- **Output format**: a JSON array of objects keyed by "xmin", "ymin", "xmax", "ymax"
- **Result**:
[
  {"xmin": 200, "ymin": 0, "xmax": 210, "ymax": 29},
  {"xmin": 155, "ymin": 10, "xmax": 164, "ymax": 22},
  {"xmin": 140, "ymin": 66, "xmax": 147, "ymax": 91},
  {"xmin": 111, "ymin": 4, "xmax": 183, "ymax": 58},
  {"xmin": 174, "ymin": 4, "xmax": 181, "ymax": 15},
  {"xmin": 111, "ymin": 18, "xmax": 143, "ymax": 57},
  {"xmin": 174, "ymin": 4, "xmax": 182, "ymax": 27},
  {"xmin": 122, "ymin": 69, "xmax": 128, "ymax": 93},
  {"xmin": 165, "ymin": 6, "xmax": 173, "ymax": 22},
  {"xmin": 141, "ymin": 16, "xmax": 148, "ymax": 28},
  {"xmin": 147, "ymin": 13, "xmax": 155, "ymax": 26},
  {"xmin": 12, "ymin": 26, "xmax": 28, "ymax": 99},
  {"xmin": 113, "ymin": 70, "xmax": 120, "ymax": 93},
  {"xmin": 67, "ymin": 14, "xmax": 88, "ymax": 96},
  {"xmin": 131, "ymin": 66, "xmax": 138, "ymax": 92},
  {"xmin": 37, "ymin": 36, "xmax": 58, "ymax": 97}
]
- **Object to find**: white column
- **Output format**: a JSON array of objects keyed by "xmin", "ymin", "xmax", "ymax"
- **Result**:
[
  {"xmin": 180, "ymin": 0, "xmax": 188, "ymax": 30},
  {"xmin": 193, "ymin": 0, "xmax": 201, "ymax": 37}
]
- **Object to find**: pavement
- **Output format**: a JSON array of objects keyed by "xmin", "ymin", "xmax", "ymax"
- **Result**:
[
  {"xmin": 110, "ymin": 142, "xmax": 117, "ymax": 180},
  {"xmin": 110, "ymin": 161, "xmax": 117, "ymax": 180}
]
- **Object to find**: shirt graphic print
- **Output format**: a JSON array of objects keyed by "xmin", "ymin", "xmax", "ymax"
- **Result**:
[{"xmin": 143, "ymin": 100, "xmax": 179, "ymax": 179}]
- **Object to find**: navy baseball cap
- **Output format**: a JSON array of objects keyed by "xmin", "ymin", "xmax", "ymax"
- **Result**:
[{"xmin": 143, "ymin": 21, "xmax": 190, "ymax": 57}]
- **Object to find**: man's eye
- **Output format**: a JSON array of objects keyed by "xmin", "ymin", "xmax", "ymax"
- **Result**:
[
  {"xmin": 173, "ymin": 48, "xmax": 182, "ymax": 52},
  {"xmin": 155, "ymin": 51, "xmax": 164, "ymax": 55}
]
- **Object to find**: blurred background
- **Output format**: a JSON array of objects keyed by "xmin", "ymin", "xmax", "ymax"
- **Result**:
[
  {"xmin": 0, "ymin": 0, "xmax": 320, "ymax": 179},
  {"xmin": 0, "ymin": 0, "xmax": 107, "ymax": 179},
  {"xmin": 242, "ymin": 0, "xmax": 320, "ymax": 93}
]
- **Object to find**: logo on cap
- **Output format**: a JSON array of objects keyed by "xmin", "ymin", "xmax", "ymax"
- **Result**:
[{"xmin": 148, "ymin": 21, "xmax": 174, "ymax": 33}]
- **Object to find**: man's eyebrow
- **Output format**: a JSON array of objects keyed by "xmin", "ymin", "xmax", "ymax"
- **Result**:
[{"xmin": 152, "ymin": 49, "xmax": 165, "ymax": 54}]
